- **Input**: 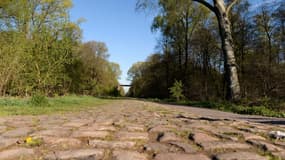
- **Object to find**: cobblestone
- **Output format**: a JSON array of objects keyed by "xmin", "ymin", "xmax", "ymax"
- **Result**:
[{"xmin": 0, "ymin": 100, "xmax": 283, "ymax": 160}]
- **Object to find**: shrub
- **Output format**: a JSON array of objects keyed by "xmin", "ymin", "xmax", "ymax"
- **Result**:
[
  {"xmin": 169, "ymin": 80, "xmax": 185, "ymax": 101},
  {"xmin": 29, "ymin": 94, "xmax": 49, "ymax": 106}
]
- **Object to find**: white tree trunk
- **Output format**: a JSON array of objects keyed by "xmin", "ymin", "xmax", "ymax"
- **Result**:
[{"xmin": 214, "ymin": 0, "xmax": 241, "ymax": 101}]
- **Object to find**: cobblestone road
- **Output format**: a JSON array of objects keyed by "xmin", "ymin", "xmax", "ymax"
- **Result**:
[{"xmin": 0, "ymin": 100, "xmax": 285, "ymax": 160}]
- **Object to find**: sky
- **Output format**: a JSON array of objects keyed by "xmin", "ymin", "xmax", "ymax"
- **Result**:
[
  {"xmin": 70, "ymin": 0, "xmax": 280, "ymax": 86},
  {"xmin": 70, "ymin": 0, "xmax": 158, "ymax": 85}
]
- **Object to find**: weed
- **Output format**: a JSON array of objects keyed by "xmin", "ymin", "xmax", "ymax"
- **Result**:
[{"xmin": 29, "ymin": 94, "xmax": 49, "ymax": 106}]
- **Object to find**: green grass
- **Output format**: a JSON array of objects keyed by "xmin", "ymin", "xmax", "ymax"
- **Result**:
[
  {"xmin": 182, "ymin": 101, "xmax": 285, "ymax": 118},
  {"xmin": 147, "ymin": 99, "xmax": 285, "ymax": 118},
  {"xmin": 0, "ymin": 95, "xmax": 110, "ymax": 116}
]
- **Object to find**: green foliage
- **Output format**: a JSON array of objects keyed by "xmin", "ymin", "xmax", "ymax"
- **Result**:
[
  {"xmin": 0, "ymin": 97, "xmax": 28, "ymax": 106},
  {"xmin": 69, "ymin": 41, "xmax": 121, "ymax": 96},
  {"xmin": 169, "ymin": 80, "xmax": 185, "ymax": 101},
  {"xmin": 177, "ymin": 100, "xmax": 285, "ymax": 118},
  {"xmin": 29, "ymin": 94, "xmax": 49, "ymax": 106},
  {"xmin": 0, "ymin": 95, "xmax": 109, "ymax": 116},
  {"xmin": 131, "ymin": 0, "xmax": 285, "ymax": 103},
  {"xmin": 0, "ymin": 1, "xmax": 121, "ymax": 97}
]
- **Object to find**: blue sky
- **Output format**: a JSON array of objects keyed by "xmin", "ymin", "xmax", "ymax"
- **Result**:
[{"xmin": 70, "ymin": 0, "xmax": 158, "ymax": 85}]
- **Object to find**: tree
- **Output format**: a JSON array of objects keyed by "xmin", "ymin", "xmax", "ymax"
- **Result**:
[
  {"xmin": 273, "ymin": 1, "xmax": 285, "ymax": 62},
  {"xmin": 151, "ymin": 0, "xmax": 210, "ymax": 83},
  {"xmin": 191, "ymin": 0, "xmax": 241, "ymax": 101},
  {"xmin": 228, "ymin": 0, "xmax": 251, "ymax": 97},
  {"xmin": 73, "ymin": 41, "xmax": 121, "ymax": 96},
  {"xmin": 137, "ymin": 0, "xmax": 241, "ymax": 101},
  {"xmin": 0, "ymin": 1, "xmax": 122, "ymax": 97}
]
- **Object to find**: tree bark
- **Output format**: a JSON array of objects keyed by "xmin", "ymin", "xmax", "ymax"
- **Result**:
[
  {"xmin": 193, "ymin": 0, "xmax": 241, "ymax": 101},
  {"xmin": 184, "ymin": 10, "xmax": 190, "ymax": 81}
]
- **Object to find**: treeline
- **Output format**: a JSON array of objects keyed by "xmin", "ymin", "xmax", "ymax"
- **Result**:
[
  {"xmin": 0, "ymin": 0, "xmax": 122, "ymax": 97},
  {"xmin": 129, "ymin": 0, "xmax": 285, "ymax": 104}
]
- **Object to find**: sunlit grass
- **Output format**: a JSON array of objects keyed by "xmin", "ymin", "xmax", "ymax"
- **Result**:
[
  {"xmin": 147, "ymin": 98, "xmax": 285, "ymax": 118},
  {"xmin": 181, "ymin": 101, "xmax": 285, "ymax": 118},
  {"xmin": 0, "ymin": 95, "xmax": 110, "ymax": 116}
]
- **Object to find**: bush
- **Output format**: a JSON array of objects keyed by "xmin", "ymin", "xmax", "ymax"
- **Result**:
[
  {"xmin": 29, "ymin": 94, "xmax": 49, "ymax": 106},
  {"xmin": 169, "ymin": 80, "xmax": 185, "ymax": 101}
]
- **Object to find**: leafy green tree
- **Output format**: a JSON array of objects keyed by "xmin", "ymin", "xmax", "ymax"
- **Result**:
[
  {"xmin": 72, "ymin": 41, "xmax": 121, "ymax": 96},
  {"xmin": 138, "ymin": 0, "xmax": 242, "ymax": 101},
  {"xmin": 0, "ymin": 0, "xmax": 80, "ymax": 96}
]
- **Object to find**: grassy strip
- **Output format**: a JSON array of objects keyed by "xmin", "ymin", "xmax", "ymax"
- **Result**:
[
  {"xmin": 0, "ymin": 95, "xmax": 110, "ymax": 116},
  {"xmin": 148, "ymin": 98, "xmax": 285, "ymax": 118},
  {"xmin": 185, "ymin": 101, "xmax": 285, "ymax": 118}
]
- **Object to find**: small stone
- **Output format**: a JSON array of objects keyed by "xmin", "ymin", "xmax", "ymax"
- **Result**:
[
  {"xmin": 112, "ymin": 150, "xmax": 148, "ymax": 160},
  {"xmin": 215, "ymin": 151, "xmax": 268, "ymax": 160},
  {"xmin": 126, "ymin": 124, "xmax": 145, "ymax": 132},
  {"xmin": 2, "ymin": 127, "xmax": 32, "ymax": 137},
  {"xmin": 238, "ymin": 127, "xmax": 257, "ymax": 133},
  {"xmin": 89, "ymin": 139, "xmax": 136, "ymax": 149},
  {"xmin": 169, "ymin": 141, "xmax": 198, "ymax": 153},
  {"xmin": 42, "ymin": 137, "xmax": 82, "ymax": 147},
  {"xmin": 247, "ymin": 139, "xmax": 283, "ymax": 152},
  {"xmin": 190, "ymin": 124, "xmax": 217, "ymax": 132},
  {"xmin": 63, "ymin": 121, "xmax": 88, "ymax": 128},
  {"xmin": 148, "ymin": 125, "xmax": 176, "ymax": 133},
  {"xmin": 45, "ymin": 149, "xmax": 104, "ymax": 160},
  {"xmin": 116, "ymin": 132, "xmax": 149, "ymax": 141},
  {"xmin": 242, "ymin": 133, "xmax": 266, "ymax": 141},
  {"xmin": 72, "ymin": 131, "xmax": 110, "ymax": 139},
  {"xmin": 216, "ymin": 133, "xmax": 239, "ymax": 141},
  {"xmin": 143, "ymin": 143, "xmax": 170, "ymax": 153},
  {"xmin": 86, "ymin": 125, "xmax": 116, "ymax": 131},
  {"xmin": 200, "ymin": 141, "xmax": 251, "ymax": 150},
  {"xmin": 189, "ymin": 132, "xmax": 219, "ymax": 144},
  {"xmin": 0, "ymin": 148, "xmax": 34, "ymax": 159},
  {"xmin": 272, "ymin": 151, "xmax": 285, "ymax": 159},
  {"xmin": 154, "ymin": 153, "xmax": 210, "ymax": 160},
  {"xmin": 274, "ymin": 141, "xmax": 285, "ymax": 148},
  {"xmin": 158, "ymin": 132, "xmax": 182, "ymax": 142},
  {"xmin": 95, "ymin": 119, "xmax": 114, "ymax": 126},
  {"xmin": 41, "ymin": 118, "xmax": 65, "ymax": 126}
]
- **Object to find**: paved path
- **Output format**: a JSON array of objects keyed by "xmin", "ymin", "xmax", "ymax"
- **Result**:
[
  {"xmin": 161, "ymin": 102, "xmax": 285, "ymax": 126},
  {"xmin": 0, "ymin": 100, "xmax": 285, "ymax": 160}
]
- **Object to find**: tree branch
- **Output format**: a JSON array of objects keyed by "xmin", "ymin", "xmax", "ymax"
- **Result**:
[
  {"xmin": 192, "ymin": 0, "xmax": 215, "ymax": 13},
  {"xmin": 226, "ymin": 0, "xmax": 239, "ymax": 15}
]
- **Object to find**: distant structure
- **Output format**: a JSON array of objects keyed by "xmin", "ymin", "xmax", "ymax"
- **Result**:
[
  {"xmin": 119, "ymin": 84, "xmax": 131, "ymax": 94},
  {"xmin": 119, "ymin": 84, "xmax": 132, "ymax": 87}
]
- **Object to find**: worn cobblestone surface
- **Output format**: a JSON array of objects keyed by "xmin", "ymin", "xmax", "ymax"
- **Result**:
[{"xmin": 0, "ymin": 100, "xmax": 284, "ymax": 159}]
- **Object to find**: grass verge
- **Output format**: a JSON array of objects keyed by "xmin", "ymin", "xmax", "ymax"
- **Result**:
[
  {"xmin": 0, "ymin": 95, "xmax": 110, "ymax": 116},
  {"xmin": 148, "ymin": 98, "xmax": 285, "ymax": 118},
  {"xmin": 185, "ymin": 101, "xmax": 285, "ymax": 118}
]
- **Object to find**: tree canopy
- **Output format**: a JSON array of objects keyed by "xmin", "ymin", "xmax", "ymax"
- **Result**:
[
  {"xmin": 129, "ymin": 0, "xmax": 285, "ymax": 105},
  {"xmin": 0, "ymin": 0, "xmax": 122, "ymax": 97}
]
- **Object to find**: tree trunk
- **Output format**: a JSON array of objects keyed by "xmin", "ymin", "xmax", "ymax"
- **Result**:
[
  {"xmin": 178, "ymin": 45, "xmax": 182, "ymax": 71},
  {"xmin": 202, "ymin": 48, "xmax": 209, "ymax": 100},
  {"xmin": 184, "ymin": 11, "xmax": 189, "ymax": 81},
  {"xmin": 281, "ymin": 20, "xmax": 285, "ymax": 61},
  {"xmin": 214, "ymin": 0, "xmax": 241, "ymax": 101},
  {"xmin": 182, "ymin": 0, "xmax": 241, "ymax": 100}
]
